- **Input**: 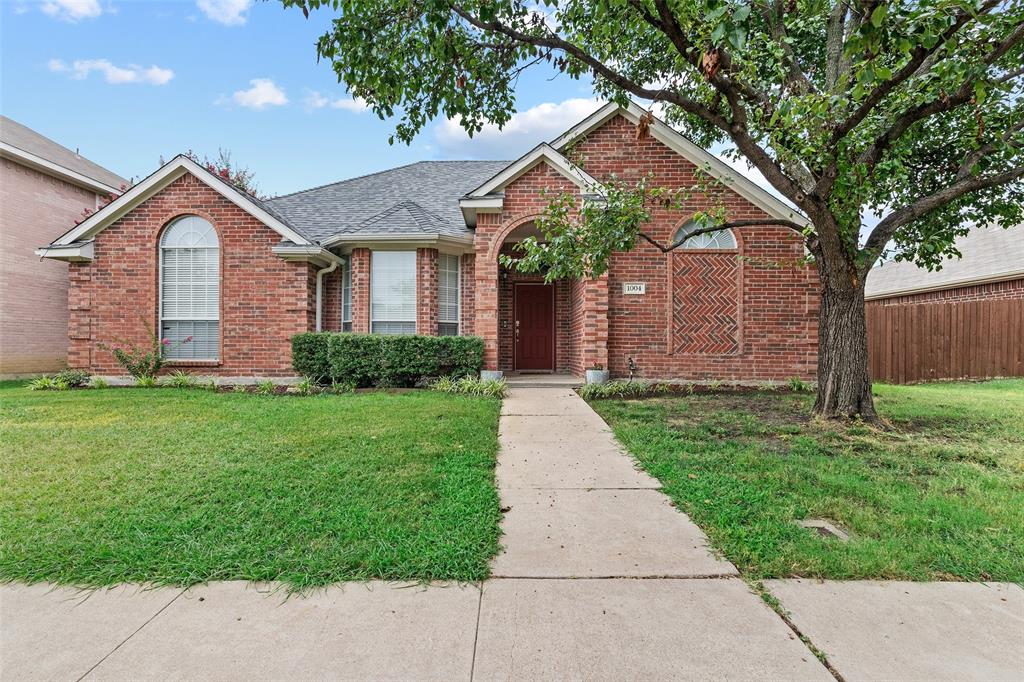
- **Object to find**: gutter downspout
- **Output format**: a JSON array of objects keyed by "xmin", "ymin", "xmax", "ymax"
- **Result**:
[{"xmin": 315, "ymin": 253, "xmax": 343, "ymax": 332}]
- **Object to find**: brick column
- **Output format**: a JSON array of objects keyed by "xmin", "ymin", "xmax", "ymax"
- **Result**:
[
  {"xmin": 580, "ymin": 273, "xmax": 609, "ymax": 371},
  {"xmin": 474, "ymin": 253, "xmax": 500, "ymax": 371},
  {"xmin": 416, "ymin": 248, "xmax": 439, "ymax": 335},
  {"xmin": 350, "ymin": 248, "xmax": 371, "ymax": 334},
  {"xmin": 67, "ymin": 263, "xmax": 93, "ymax": 369},
  {"xmin": 460, "ymin": 254, "xmax": 476, "ymax": 336}
]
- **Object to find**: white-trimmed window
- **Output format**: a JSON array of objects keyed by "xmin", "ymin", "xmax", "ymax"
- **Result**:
[
  {"xmin": 341, "ymin": 258, "xmax": 352, "ymax": 332},
  {"xmin": 371, "ymin": 250, "xmax": 416, "ymax": 335},
  {"xmin": 674, "ymin": 219, "xmax": 737, "ymax": 249},
  {"xmin": 438, "ymin": 253, "xmax": 460, "ymax": 336},
  {"xmin": 160, "ymin": 215, "xmax": 219, "ymax": 360}
]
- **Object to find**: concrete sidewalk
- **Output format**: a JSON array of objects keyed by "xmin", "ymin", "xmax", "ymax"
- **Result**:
[{"xmin": 3, "ymin": 386, "xmax": 1022, "ymax": 681}]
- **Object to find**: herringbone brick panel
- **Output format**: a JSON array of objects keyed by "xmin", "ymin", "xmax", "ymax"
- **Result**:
[{"xmin": 672, "ymin": 253, "xmax": 739, "ymax": 354}]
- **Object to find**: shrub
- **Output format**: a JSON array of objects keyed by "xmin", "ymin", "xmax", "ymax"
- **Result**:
[
  {"xmin": 164, "ymin": 371, "xmax": 198, "ymax": 388},
  {"xmin": 291, "ymin": 333, "xmax": 332, "ymax": 383},
  {"xmin": 430, "ymin": 376, "xmax": 507, "ymax": 398},
  {"xmin": 292, "ymin": 333, "xmax": 485, "ymax": 388},
  {"xmin": 97, "ymin": 317, "xmax": 192, "ymax": 379},
  {"xmin": 55, "ymin": 368, "xmax": 91, "ymax": 388},
  {"xmin": 578, "ymin": 380, "xmax": 673, "ymax": 400},
  {"xmin": 255, "ymin": 380, "xmax": 276, "ymax": 396}
]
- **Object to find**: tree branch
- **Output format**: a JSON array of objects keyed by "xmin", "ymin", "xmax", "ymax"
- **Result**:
[
  {"xmin": 861, "ymin": 164, "xmax": 1024, "ymax": 269},
  {"xmin": 638, "ymin": 218, "xmax": 807, "ymax": 253}
]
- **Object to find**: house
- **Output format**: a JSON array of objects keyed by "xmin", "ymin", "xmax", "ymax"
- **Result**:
[
  {"xmin": 864, "ymin": 224, "xmax": 1024, "ymax": 383},
  {"xmin": 865, "ymin": 225, "xmax": 1024, "ymax": 305},
  {"xmin": 1, "ymin": 116, "xmax": 126, "ymax": 378},
  {"xmin": 37, "ymin": 103, "xmax": 818, "ymax": 381}
]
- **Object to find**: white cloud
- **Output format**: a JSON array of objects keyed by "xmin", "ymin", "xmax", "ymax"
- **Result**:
[
  {"xmin": 48, "ymin": 58, "xmax": 174, "ymax": 85},
  {"xmin": 40, "ymin": 0, "xmax": 101, "ymax": 21},
  {"xmin": 196, "ymin": 0, "xmax": 251, "ymax": 26},
  {"xmin": 225, "ymin": 78, "xmax": 288, "ymax": 109},
  {"xmin": 302, "ymin": 90, "xmax": 369, "ymax": 113},
  {"xmin": 434, "ymin": 98, "xmax": 602, "ymax": 159}
]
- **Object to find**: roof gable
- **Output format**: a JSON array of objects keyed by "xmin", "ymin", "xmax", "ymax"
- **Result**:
[
  {"xmin": 51, "ymin": 155, "xmax": 311, "ymax": 247},
  {"xmin": 550, "ymin": 102, "xmax": 803, "ymax": 222},
  {"xmin": 464, "ymin": 143, "xmax": 604, "ymax": 198}
]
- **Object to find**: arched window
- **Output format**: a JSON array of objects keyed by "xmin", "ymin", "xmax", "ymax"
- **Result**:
[
  {"xmin": 160, "ymin": 215, "xmax": 219, "ymax": 360},
  {"xmin": 673, "ymin": 219, "xmax": 737, "ymax": 249}
]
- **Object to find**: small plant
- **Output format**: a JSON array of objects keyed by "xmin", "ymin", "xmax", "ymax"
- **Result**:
[
  {"xmin": 135, "ymin": 376, "xmax": 157, "ymax": 388},
  {"xmin": 55, "ymin": 368, "xmax": 91, "ymax": 388},
  {"xmin": 578, "ymin": 380, "xmax": 673, "ymax": 400},
  {"xmin": 232, "ymin": 384, "xmax": 248, "ymax": 393},
  {"xmin": 329, "ymin": 380, "xmax": 356, "ymax": 395},
  {"xmin": 255, "ymin": 380, "xmax": 276, "ymax": 396},
  {"xmin": 165, "ymin": 370, "xmax": 198, "ymax": 389},
  {"xmin": 97, "ymin": 317, "xmax": 191, "ymax": 380},
  {"xmin": 27, "ymin": 376, "xmax": 58, "ymax": 391},
  {"xmin": 286, "ymin": 376, "xmax": 320, "ymax": 396},
  {"xmin": 202, "ymin": 379, "xmax": 219, "ymax": 391},
  {"xmin": 430, "ymin": 376, "xmax": 507, "ymax": 398},
  {"xmin": 788, "ymin": 376, "xmax": 810, "ymax": 393},
  {"xmin": 90, "ymin": 376, "xmax": 110, "ymax": 389}
]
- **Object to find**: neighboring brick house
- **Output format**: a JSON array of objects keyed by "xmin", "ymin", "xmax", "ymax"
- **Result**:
[
  {"xmin": 865, "ymin": 225, "xmax": 1024, "ymax": 306},
  {"xmin": 1, "ymin": 116, "xmax": 126, "ymax": 377},
  {"xmin": 39, "ymin": 103, "xmax": 817, "ymax": 381}
]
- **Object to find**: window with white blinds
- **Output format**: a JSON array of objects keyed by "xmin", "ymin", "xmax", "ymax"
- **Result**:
[
  {"xmin": 438, "ymin": 253, "xmax": 460, "ymax": 336},
  {"xmin": 160, "ymin": 215, "xmax": 219, "ymax": 359},
  {"xmin": 341, "ymin": 259, "xmax": 352, "ymax": 332},
  {"xmin": 371, "ymin": 251, "xmax": 416, "ymax": 335}
]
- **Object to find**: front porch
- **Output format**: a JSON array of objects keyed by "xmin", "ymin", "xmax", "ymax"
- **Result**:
[{"xmin": 478, "ymin": 220, "xmax": 610, "ymax": 377}]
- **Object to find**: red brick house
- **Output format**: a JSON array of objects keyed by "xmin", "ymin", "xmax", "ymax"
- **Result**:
[
  {"xmin": 39, "ymin": 103, "xmax": 817, "ymax": 381},
  {"xmin": 2, "ymin": 116, "xmax": 126, "ymax": 378}
]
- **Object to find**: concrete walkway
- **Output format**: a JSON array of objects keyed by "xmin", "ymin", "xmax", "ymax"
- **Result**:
[{"xmin": 3, "ymin": 386, "xmax": 1022, "ymax": 680}]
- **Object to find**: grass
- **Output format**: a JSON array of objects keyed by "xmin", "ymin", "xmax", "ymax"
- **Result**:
[
  {"xmin": 0, "ymin": 381, "xmax": 501, "ymax": 589},
  {"xmin": 589, "ymin": 379, "xmax": 1024, "ymax": 582}
]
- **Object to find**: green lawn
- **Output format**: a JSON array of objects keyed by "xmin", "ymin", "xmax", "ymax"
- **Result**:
[
  {"xmin": 590, "ymin": 379, "xmax": 1024, "ymax": 582},
  {"xmin": 0, "ymin": 382, "xmax": 501, "ymax": 588}
]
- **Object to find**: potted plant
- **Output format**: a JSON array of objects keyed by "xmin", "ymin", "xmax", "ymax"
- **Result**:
[{"xmin": 585, "ymin": 363, "xmax": 609, "ymax": 385}]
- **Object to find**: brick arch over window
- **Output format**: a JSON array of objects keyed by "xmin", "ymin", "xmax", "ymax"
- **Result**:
[{"xmin": 669, "ymin": 220, "xmax": 745, "ymax": 356}]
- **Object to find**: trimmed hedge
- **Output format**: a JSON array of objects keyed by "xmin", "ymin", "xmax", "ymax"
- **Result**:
[{"xmin": 291, "ymin": 333, "xmax": 484, "ymax": 387}]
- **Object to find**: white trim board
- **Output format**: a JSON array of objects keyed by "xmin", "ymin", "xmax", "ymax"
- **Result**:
[
  {"xmin": 550, "ymin": 102, "xmax": 805, "ymax": 223},
  {"xmin": 1, "ymin": 141, "xmax": 123, "ymax": 195},
  {"xmin": 49, "ymin": 155, "xmax": 311, "ymax": 249}
]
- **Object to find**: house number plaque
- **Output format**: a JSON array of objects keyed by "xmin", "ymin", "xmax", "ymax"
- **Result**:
[{"xmin": 622, "ymin": 282, "xmax": 646, "ymax": 295}]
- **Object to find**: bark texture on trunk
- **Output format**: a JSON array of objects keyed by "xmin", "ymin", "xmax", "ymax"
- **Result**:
[{"xmin": 814, "ymin": 282, "xmax": 878, "ymax": 421}]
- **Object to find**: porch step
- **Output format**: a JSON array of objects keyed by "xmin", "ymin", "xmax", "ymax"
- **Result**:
[{"xmin": 504, "ymin": 374, "xmax": 584, "ymax": 388}]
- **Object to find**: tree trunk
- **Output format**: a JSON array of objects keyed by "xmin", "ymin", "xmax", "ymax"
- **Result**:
[{"xmin": 813, "ymin": 281, "xmax": 878, "ymax": 421}]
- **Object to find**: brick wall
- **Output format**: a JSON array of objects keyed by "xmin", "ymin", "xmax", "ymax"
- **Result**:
[
  {"xmin": 350, "ymin": 248, "xmax": 371, "ymax": 333},
  {"xmin": 866, "ymin": 278, "xmax": 1024, "ymax": 306},
  {"xmin": 460, "ymin": 253, "xmax": 476, "ymax": 335},
  {"xmin": 68, "ymin": 173, "xmax": 314, "ymax": 376},
  {"xmin": 0, "ymin": 158, "xmax": 101, "ymax": 376}
]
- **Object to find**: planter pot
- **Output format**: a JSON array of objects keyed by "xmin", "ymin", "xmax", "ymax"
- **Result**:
[
  {"xmin": 480, "ymin": 370, "xmax": 504, "ymax": 382},
  {"xmin": 585, "ymin": 369, "xmax": 610, "ymax": 385}
]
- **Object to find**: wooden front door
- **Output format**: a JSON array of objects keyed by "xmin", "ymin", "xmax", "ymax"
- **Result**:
[{"xmin": 514, "ymin": 283, "xmax": 555, "ymax": 371}]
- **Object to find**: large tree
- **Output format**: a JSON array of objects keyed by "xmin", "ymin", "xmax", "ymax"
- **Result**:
[{"xmin": 284, "ymin": 0, "xmax": 1024, "ymax": 420}]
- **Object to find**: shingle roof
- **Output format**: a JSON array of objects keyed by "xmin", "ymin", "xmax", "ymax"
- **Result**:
[
  {"xmin": 1, "ymin": 115, "xmax": 126, "ymax": 190},
  {"xmin": 865, "ymin": 224, "xmax": 1024, "ymax": 299},
  {"xmin": 264, "ymin": 160, "xmax": 509, "ymax": 242}
]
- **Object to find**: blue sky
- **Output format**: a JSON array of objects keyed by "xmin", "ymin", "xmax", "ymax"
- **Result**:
[{"xmin": 1, "ymin": 0, "xmax": 614, "ymax": 197}]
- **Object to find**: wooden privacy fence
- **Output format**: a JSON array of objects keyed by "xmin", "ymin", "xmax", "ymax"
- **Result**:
[{"xmin": 866, "ymin": 299, "xmax": 1024, "ymax": 384}]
